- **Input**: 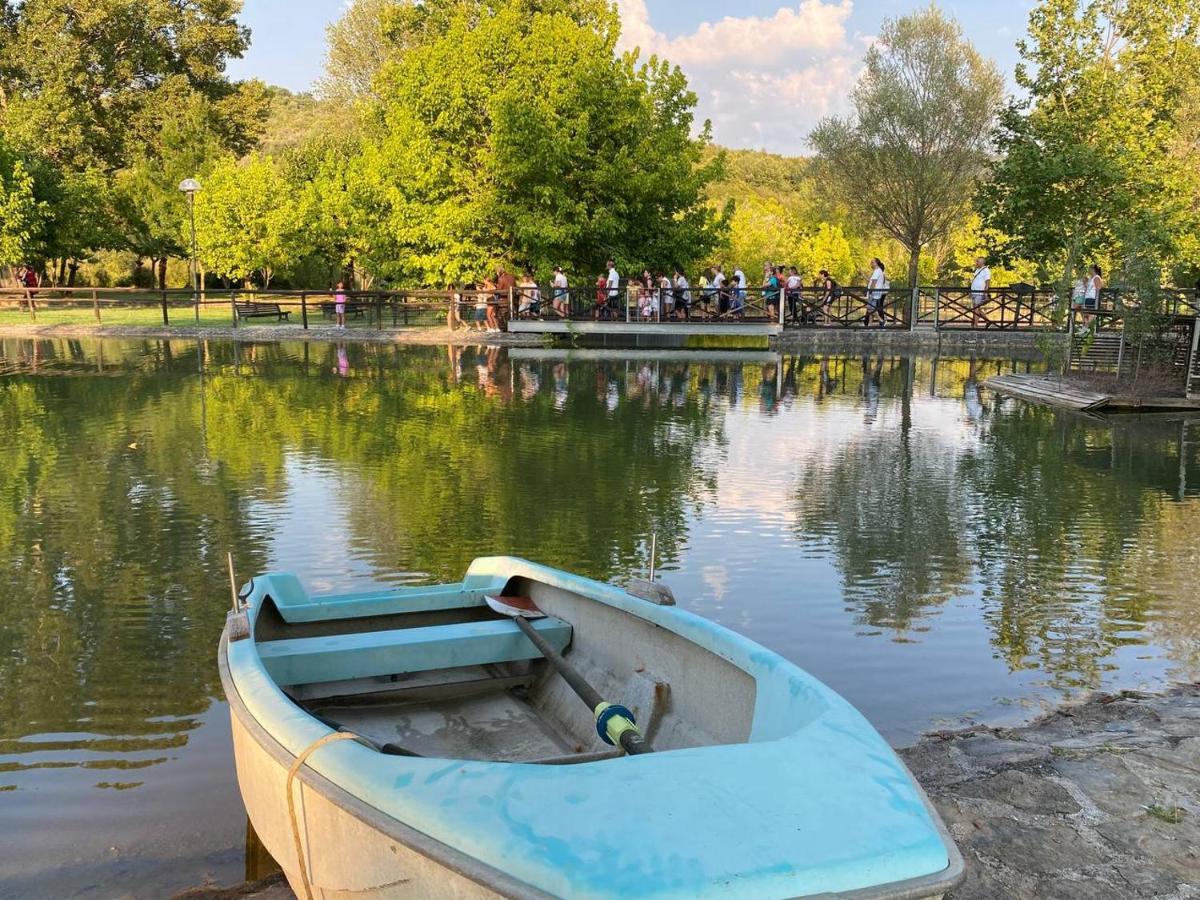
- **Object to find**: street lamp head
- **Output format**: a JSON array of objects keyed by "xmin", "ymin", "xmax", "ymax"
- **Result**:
[{"xmin": 178, "ymin": 178, "xmax": 201, "ymax": 193}]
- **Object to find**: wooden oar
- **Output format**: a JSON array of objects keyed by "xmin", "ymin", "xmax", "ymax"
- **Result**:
[{"xmin": 485, "ymin": 595, "xmax": 652, "ymax": 756}]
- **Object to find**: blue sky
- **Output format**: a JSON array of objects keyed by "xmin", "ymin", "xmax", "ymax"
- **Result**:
[{"xmin": 227, "ymin": 1, "xmax": 1034, "ymax": 152}]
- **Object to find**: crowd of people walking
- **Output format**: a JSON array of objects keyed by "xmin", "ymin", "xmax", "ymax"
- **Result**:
[{"xmin": 448, "ymin": 258, "xmax": 903, "ymax": 331}]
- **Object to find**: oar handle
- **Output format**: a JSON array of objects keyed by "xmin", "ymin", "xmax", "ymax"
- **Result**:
[{"xmin": 512, "ymin": 615, "xmax": 651, "ymax": 755}]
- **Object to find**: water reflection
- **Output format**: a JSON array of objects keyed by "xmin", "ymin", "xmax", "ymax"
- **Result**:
[{"xmin": 0, "ymin": 336, "xmax": 1197, "ymax": 896}]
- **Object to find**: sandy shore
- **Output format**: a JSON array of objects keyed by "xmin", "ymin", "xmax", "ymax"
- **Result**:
[{"xmin": 177, "ymin": 684, "xmax": 1200, "ymax": 899}]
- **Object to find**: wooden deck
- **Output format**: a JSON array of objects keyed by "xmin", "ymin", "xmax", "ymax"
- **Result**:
[{"xmin": 986, "ymin": 374, "xmax": 1200, "ymax": 412}]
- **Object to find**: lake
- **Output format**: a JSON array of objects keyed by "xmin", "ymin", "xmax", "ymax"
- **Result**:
[{"xmin": 0, "ymin": 337, "xmax": 1197, "ymax": 897}]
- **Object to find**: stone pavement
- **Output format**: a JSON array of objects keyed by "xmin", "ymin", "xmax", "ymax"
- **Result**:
[{"xmin": 901, "ymin": 685, "xmax": 1200, "ymax": 899}]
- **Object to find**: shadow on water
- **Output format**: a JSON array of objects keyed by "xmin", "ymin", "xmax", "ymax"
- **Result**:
[{"xmin": 0, "ymin": 336, "xmax": 1196, "ymax": 896}]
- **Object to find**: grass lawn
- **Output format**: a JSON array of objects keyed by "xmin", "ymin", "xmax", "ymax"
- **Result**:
[{"xmin": 0, "ymin": 298, "xmax": 448, "ymax": 330}]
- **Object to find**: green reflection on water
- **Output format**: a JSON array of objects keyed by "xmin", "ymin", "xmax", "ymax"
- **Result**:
[{"xmin": 0, "ymin": 337, "xmax": 1196, "ymax": 896}]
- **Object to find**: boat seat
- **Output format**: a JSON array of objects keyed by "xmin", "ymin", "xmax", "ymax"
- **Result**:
[{"xmin": 258, "ymin": 617, "xmax": 572, "ymax": 687}]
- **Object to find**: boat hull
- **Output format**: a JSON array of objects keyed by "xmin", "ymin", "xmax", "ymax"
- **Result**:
[{"xmin": 222, "ymin": 632, "xmax": 548, "ymax": 899}]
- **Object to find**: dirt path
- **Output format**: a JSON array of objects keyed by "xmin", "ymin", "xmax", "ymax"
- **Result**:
[{"xmin": 0, "ymin": 322, "xmax": 543, "ymax": 347}]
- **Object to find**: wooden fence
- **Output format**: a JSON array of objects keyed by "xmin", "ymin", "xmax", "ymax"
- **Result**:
[{"xmin": 1, "ymin": 284, "xmax": 1197, "ymax": 334}]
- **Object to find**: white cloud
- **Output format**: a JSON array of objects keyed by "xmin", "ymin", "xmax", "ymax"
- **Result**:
[{"xmin": 616, "ymin": 0, "xmax": 863, "ymax": 153}]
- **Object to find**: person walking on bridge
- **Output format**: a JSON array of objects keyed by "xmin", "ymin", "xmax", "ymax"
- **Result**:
[
  {"xmin": 605, "ymin": 260, "xmax": 620, "ymax": 320},
  {"xmin": 970, "ymin": 256, "xmax": 991, "ymax": 329}
]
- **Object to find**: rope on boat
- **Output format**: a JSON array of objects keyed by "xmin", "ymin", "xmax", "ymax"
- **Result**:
[{"xmin": 286, "ymin": 731, "xmax": 362, "ymax": 900}]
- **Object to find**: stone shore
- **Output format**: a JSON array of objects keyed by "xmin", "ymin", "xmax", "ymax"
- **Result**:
[
  {"xmin": 180, "ymin": 685, "xmax": 1200, "ymax": 899},
  {"xmin": 903, "ymin": 684, "xmax": 1200, "ymax": 898}
]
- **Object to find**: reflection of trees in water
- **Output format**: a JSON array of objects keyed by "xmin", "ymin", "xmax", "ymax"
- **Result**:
[
  {"xmin": 965, "ymin": 407, "xmax": 1199, "ymax": 688},
  {"xmin": 0, "ymin": 341, "xmax": 738, "ymax": 777},
  {"xmin": 793, "ymin": 357, "xmax": 976, "ymax": 635},
  {"xmin": 203, "ymin": 352, "xmax": 730, "ymax": 583},
  {"xmin": 0, "ymin": 368, "xmax": 272, "ymax": 757},
  {"xmin": 793, "ymin": 355, "xmax": 1199, "ymax": 690}
]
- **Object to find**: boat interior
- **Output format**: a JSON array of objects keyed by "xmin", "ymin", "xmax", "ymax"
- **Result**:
[{"xmin": 253, "ymin": 575, "xmax": 758, "ymax": 763}]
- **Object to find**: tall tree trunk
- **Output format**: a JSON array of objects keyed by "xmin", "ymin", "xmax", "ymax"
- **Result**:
[
  {"xmin": 157, "ymin": 256, "xmax": 167, "ymax": 290},
  {"xmin": 906, "ymin": 245, "xmax": 920, "ymax": 289},
  {"xmin": 56, "ymin": 257, "xmax": 67, "ymax": 286}
]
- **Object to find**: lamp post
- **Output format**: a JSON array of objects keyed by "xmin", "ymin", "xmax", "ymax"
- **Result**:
[{"xmin": 179, "ymin": 178, "xmax": 201, "ymax": 322}]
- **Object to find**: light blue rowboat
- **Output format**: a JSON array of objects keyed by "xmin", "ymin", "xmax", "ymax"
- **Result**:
[{"xmin": 218, "ymin": 557, "xmax": 963, "ymax": 899}]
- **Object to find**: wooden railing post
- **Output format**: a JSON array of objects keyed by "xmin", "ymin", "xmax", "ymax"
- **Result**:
[
  {"xmin": 230, "ymin": 290, "xmax": 238, "ymax": 328},
  {"xmin": 300, "ymin": 291, "xmax": 308, "ymax": 329},
  {"xmin": 92, "ymin": 289, "xmax": 100, "ymax": 323}
]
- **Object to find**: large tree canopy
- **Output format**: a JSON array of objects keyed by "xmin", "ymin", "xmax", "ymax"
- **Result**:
[
  {"xmin": 979, "ymin": 0, "xmax": 1200, "ymax": 286},
  {"xmin": 0, "ymin": 0, "xmax": 259, "ymax": 172},
  {"xmin": 810, "ymin": 6, "xmax": 1004, "ymax": 287},
  {"xmin": 0, "ymin": 0, "xmax": 266, "ymax": 282},
  {"xmin": 357, "ymin": 0, "xmax": 727, "ymax": 284}
]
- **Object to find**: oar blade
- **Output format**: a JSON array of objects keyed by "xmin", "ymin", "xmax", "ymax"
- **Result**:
[{"xmin": 484, "ymin": 594, "xmax": 546, "ymax": 619}]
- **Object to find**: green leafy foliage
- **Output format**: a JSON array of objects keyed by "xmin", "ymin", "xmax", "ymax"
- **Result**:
[
  {"xmin": 980, "ymin": 0, "xmax": 1200, "ymax": 287},
  {"xmin": 0, "ymin": 140, "xmax": 43, "ymax": 267},
  {"xmin": 810, "ymin": 6, "xmax": 1004, "ymax": 286},
  {"xmin": 357, "ymin": 0, "xmax": 727, "ymax": 284},
  {"xmin": 193, "ymin": 154, "xmax": 299, "ymax": 287}
]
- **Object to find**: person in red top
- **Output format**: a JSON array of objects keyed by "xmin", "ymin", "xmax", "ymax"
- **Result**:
[
  {"xmin": 594, "ymin": 272, "xmax": 607, "ymax": 320},
  {"xmin": 494, "ymin": 267, "xmax": 516, "ymax": 331}
]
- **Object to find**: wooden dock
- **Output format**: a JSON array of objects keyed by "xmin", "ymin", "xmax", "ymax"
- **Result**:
[{"xmin": 986, "ymin": 374, "xmax": 1200, "ymax": 412}]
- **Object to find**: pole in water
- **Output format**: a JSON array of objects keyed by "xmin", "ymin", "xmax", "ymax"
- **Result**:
[{"xmin": 649, "ymin": 532, "xmax": 657, "ymax": 582}]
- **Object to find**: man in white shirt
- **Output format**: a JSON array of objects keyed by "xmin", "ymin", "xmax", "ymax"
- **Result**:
[
  {"xmin": 552, "ymin": 266, "xmax": 569, "ymax": 318},
  {"xmin": 605, "ymin": 260, "xmax": 620, "ymax": 319},
  {"xmin": 712, "ymin": 265, "xmax": 727, "ymax": 316},
  {"xmin": 970, "ymin": 256, "xmax": 991, "ymax": 328},
  {"xmin": 673, "ymin": 267, "xmax": 691, "ymax": 321}
]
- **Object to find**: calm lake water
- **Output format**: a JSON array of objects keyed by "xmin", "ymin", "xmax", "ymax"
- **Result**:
[{"xmin": 1, "ymin": 337, "xmax": 1197, "ymax": 897}]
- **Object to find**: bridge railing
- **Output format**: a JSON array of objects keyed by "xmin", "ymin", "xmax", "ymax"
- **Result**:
[{"xmin": 2, "ymin": 283, "xmax": 1197, "ymax": 332}]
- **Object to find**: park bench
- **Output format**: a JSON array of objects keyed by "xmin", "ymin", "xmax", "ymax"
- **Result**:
[
  {"xmin": 235, "ymin": 301, "xmax": 291, "ymax": 322},
  {"xmin": 321, "ymin": 300, "xmax": 368, "ymax": 319}
]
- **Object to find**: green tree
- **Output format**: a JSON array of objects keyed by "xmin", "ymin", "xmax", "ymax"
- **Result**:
[
  {"xmin": 795, "ymin": 223, "xmax": 855, "ymax": 284},
  {"xmin": 114, "ymin": 97, "xmax": 229, "ymax": 288},
  {"xmin": 0, "ymin": 141, "xmax": 44, "ymax": 274},
  {"xmin": 720, "ymin": 195, "xmax": 801, "ymax": 279},
  {"xmin": 319, "ymin": 0, "xmax": 407, "ymax": 109},
  {"xmin": 194, "ymin": 154, "xmax": 299, "ymax": 287},
  {"xmin": 283, "ymin": 136, "xmax": 390, "ymax": 287},
  {"xmin": 810, "ymin": 6, "xmax": 1004, "ymax": 287},
  {"xmin": 361, "ymin": 0, "xmax": 727, "ymax": 284},
  {"xmin": 980, "ymin": 0, "xmax": 1200, "ymax": 288},
  {"xmin": 0, "ymin": 0, "xmax": 255, "ymax": 173}
]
